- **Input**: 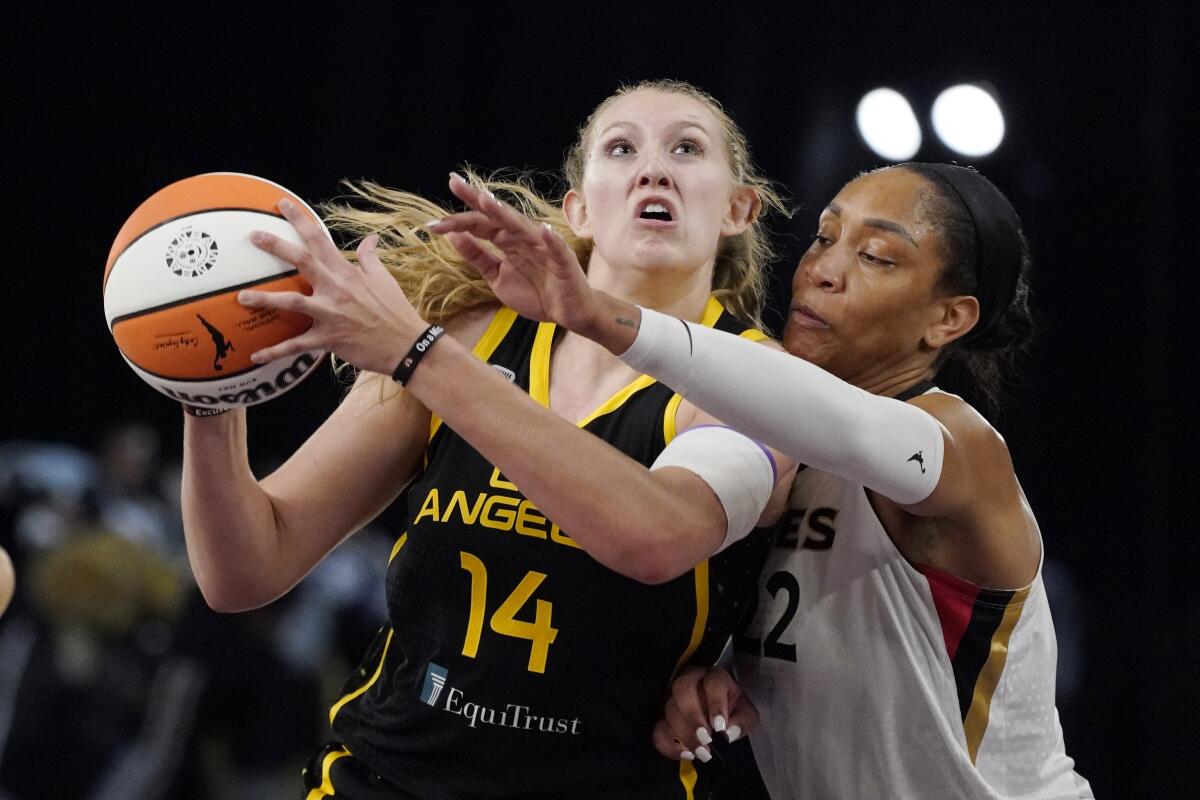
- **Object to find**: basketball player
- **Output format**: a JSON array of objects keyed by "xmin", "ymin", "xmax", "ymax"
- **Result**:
[
  {"xmin": 184, "ymin": 81, "xmax": 795, "ymax": 799},
  {"xmin": 436, "ymin": 163, "xmax": 1094, "ymax": 798}
]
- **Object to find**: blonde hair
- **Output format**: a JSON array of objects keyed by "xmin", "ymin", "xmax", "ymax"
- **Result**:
[{"xmin": 322, "ymin": 79, "xmax": 786, "ymax": 330}]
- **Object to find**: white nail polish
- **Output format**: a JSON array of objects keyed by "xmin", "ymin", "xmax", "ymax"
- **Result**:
[
  {"xmin": 696, "ymin": 727, "xmax": 712, "ymax": 746},
  {"xmin": 713, "ymin": 715, "xmax": 727, "ymax": 733},
  {"xmin": 695, "ymin": 746, "xmax": 712, "ymax": 763},
  {"xmin": 425, "ymin": 219, "xmax": 441, "ymax": 228},
  {"xmin": 726, "ymin": 724, "xmax": 742, "ymax": 743},
  {"xmin": 680, "ymin": 750, "xmax": 695, "ymax": 762}
]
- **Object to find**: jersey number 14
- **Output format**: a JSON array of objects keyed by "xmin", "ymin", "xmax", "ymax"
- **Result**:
[{"xmin": 459, "ymin": 551, "xmax": 559, "ymax": 674}]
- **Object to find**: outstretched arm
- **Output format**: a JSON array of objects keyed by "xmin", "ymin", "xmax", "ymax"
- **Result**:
[
  {"xmin": 243, "ymin": 200, "xmax": 784, "ymax": 584},
  {"xmin": 430, "ymin": 175, "xmax": 945, "ymax": 511}
]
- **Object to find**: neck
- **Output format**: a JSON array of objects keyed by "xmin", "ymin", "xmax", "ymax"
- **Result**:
[
  {"xmin": 845, "ymin": 352, "xmax": 937, "ymax": 398},
  {"xmin": 585, "ymin": 252, "xmax": 714, "ymax": 323}
]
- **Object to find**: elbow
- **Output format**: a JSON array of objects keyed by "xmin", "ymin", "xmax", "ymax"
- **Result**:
[
  {"xmin": 619, "ymin": 521, "xmax": 713, "ymax": 586},
  {"xmin": 194, "ymin": 574, "xmax": 273, "ymax": 614},
  {"xmin": 197, "ymin": 583, "xmax": 252, "ymax": 614}
]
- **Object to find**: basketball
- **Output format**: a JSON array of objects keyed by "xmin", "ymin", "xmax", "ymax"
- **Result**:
[{"xmin": 103, "ymin": 173, "xmax": 328, "ymax": 410}]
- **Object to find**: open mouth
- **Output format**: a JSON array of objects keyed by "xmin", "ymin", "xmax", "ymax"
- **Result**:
[{"xmin": 637, "ymin": 200, "xmax": 674, "ymax": 222}]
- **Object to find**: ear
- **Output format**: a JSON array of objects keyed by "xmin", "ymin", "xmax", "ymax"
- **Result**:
[
  {"xmin": 721, "ymin": 186, "xmax": 761, "ymax": 238},
  {"xmin": 563, "ymin": 188, "xmax": 592, "ymax": 240},
  {"xmin": 923, "ymin": 294, "xmax": 980, "ymax": 349}
]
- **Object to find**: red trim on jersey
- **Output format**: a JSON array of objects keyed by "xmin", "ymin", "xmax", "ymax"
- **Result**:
[{"xmin": 915, "ymin": 562, "xmax": 980, "ymax": 661}]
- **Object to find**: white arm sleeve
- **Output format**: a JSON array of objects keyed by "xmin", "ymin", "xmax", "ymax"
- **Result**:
[
  {"xmin": 623, "ymin": 308, "xmax": 944, "ymax": 505},
  {"xmin": 649, "ymin": 425, "xmax": 777, "ymax": 553}
]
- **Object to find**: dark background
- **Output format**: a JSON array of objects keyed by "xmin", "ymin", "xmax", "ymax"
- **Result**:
[{"xmin": 3, "ymin": 3, "xmax": 1196, "ymax": 797}]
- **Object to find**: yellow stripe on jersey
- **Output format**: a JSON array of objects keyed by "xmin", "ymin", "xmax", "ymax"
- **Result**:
[
  {"xmin": 429, "ymin": 306, "xmax": 520, "ymax": 444},
  {"xmin": 663, "ymin": 393, "xmax": 685, "ymax": 444},
  {"xmin": 530, "ymin": 321, "xmax": 555, "ymax": 407},
  {"xmin": 532, "ymin": 296, "xmax": 736, "ymax": 430},
  {"xmin": 679, "ymin": 760, "xmax": 698, "ymax": 800},
  {"xmin": 576, "ymin": 375, "xmax": 658, "ymax": 429},
  {"xmin": 329, "ymin": 628, "xmax": 395, "ymax": 724},
  {"xmin": 963, "ymin": 586, "xmax": 1031, "ymax": 762},
  {"xmin": 388, "ymin": 532, "xmax": 408, "ymax": 564},
  {"xmin": 740, "ymin": 328, "xmax": 769, "ymax": 342},
  {"xmin": 304, "ymin": 745, "xmax": 351, "ymax": 800},
  {"xmin": 669, "ymin": 560, "xmax": 710, "ymax": 682}
]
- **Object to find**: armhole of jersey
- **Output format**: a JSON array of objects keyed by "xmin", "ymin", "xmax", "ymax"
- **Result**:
[
  {"xmin": 427, "ymin": 306, "xmax": 520, "ymax": 447},
  {"xmin": 662, "ymin": 393, "xmax": 685, "ymax": 445},
  {"xmin": 914, "ymin": 559, "xmax": 1033, "ymax": 763}
]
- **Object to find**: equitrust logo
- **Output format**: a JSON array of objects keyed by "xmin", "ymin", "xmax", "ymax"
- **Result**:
[
  {"xmin": 417, "ymin": 663, "xmax": 583, "ymax": 735},
  {"xmin": 420, "ymin": 663, "xmax": 448, "ymax": 706}
]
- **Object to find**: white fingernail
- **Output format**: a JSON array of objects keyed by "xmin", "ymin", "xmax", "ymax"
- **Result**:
[
  {"xmin": 713, "ymin": 715, "xmax": 727, "ymax": 733},
  {"xmin": 680, "ymin": 750, "xmax": 695, "ymax": 762},
  {"xmin": 726, "ymin": 724, "xmax": 742, "ymax": 743},
  {"xmin": 425, "ymin": 219, "xmax": 441, "ymax": 228},
  {"xmin": 695, "ymin": 746, "xmax": 712, "ymax": 763},
  {"xmin": 696, "ymin": 727, "xmax": 712, "ymax": 746}
]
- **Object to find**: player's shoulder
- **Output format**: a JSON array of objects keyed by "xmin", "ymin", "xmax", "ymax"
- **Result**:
[
  {"xmin": 442, "ymin": 302, "xmax": 503, "ymax": 349},
  {"xmin": 909, "ymin": 390, "xmax": 1004, "ymax": 448}
]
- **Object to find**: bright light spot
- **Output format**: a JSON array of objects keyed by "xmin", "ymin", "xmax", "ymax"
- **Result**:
[
  {"xmin": 931, "ymin": 84, "xmax": 1005, "ymax": 157},
  {"xmin": 855, "ymin": 88, "xmax": 922, "ymax": 161}
]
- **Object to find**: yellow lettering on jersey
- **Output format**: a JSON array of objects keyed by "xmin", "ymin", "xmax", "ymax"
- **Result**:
[
  {"xmin": 515, "ymin": 501, "xmax": 548, "ymax": 539},
  {"xmin": 550, "ymin": 522, "xmax": 582, "ymax": 550},
  {"xmin": 481, "ymin": 495, "xmax": 521, "ymax": 530},
  {"xmin": 444, "ymin": 490, "xmax": 486, "ymax": 525},
  {"xmin": 489, "ymin": 467, "xmax": 519, "ymax": 492},
  {"xmin": 414, "ymin": 488, "xmax": 440, "ymax": 524}
]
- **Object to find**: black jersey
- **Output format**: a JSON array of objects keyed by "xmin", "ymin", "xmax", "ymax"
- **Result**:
[{"xmin": 328, "ymin": 298, "xmax": 771, "ymax": 800}]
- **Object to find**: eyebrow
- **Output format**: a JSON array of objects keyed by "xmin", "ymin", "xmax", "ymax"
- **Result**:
[
  {"xmin": 826, "ymin": 202, "xmax": 918, "ymax": 247},
  {"xmin": 597, "ymin": 118, "xmax": 712, "ymax": 139}
]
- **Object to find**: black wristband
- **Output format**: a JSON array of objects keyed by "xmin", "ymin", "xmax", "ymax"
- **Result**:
[
  {"xmin": 392, "ymin": 324, "xmax": 445, "ymax": 386},
  {"xmin": 182, "ymin": 404, "xmax": 230, "ymax": 417}
]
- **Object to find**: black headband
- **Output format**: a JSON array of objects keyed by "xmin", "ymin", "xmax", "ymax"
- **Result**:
[{"xmin": 903, "ymin": 163, "xmax": 1022, "ymax": 339}]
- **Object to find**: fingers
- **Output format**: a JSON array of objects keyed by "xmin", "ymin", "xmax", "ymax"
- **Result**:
[
  {"xmin": 426, "ymin": 211, "xmax": 500, "ymax": 240},
  {"xmin": 445, "ymin": 172, "xmax": 542, "ymax": 246},
  {"xmin": 700, "ymin": 667, "xmax": 738, "ymax": 738},
  {"xmin": 247, "ymin": 332, "xmax": 321, "ymax": 365},
  {"xmin": 663, "ymin": 696, "xmax": 713, "ymax": 763},
  {"xmin": 726, "ymin": 689, "xmax": 760, "ymax": 744},
  {"xmin": 651, "ymin": 719, "xmax": 696, "ymax": 763},
  {"xmin": 444, "ymin": 231, "xmax": 503, "ymax": 279},
  {"xmin": 276, "ymin": 198, "xmax": 344, "ymax": 265},
  {"xmin": 447, "ymin": 171, "xmax": 486, "ymax": 207},
  {"xmin": 238, "ymin": 288, "xmax": 313, "ymax": 315}
]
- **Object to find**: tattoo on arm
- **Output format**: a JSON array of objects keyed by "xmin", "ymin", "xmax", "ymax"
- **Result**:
[{"xmin": 615, "ymin": 317, "xmax": 638, "ymax": 330}]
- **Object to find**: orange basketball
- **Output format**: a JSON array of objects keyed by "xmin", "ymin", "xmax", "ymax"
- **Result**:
[{"xmin": 103, "ymin": 173, "xmax": 328, "ymax": 410}]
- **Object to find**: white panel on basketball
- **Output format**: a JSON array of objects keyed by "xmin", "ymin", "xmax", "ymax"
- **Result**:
[{"xmin": 103, "ymin": 210, "xmax": 308, "ymax": 327}]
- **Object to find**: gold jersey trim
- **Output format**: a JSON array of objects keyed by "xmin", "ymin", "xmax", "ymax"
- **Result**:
[
  {"xmin": 531, "ymin": 296, "xmax": 728, "ymax": 429},
  {"xmin": 964, "ymin": 585, "xmax": 1031, "ymax": 762},
  {"xmin": 305, "ymin": 745, "xmax": 352, "ymax": 800},
  {"xmin": 428, "ymin": 306, "xmax": 519, "ymax": 445}
]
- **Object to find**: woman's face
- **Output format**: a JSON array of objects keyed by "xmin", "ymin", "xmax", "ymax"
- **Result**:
[
  {"xmin": 784, "ymin": 168, "xmax": 957, "ymax": 384},
  {"xmin": 568, "ymin": 89, "xmax": 748, "ymax": 276}
]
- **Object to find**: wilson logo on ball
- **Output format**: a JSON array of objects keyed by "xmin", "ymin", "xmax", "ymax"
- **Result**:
[{"xmin": 165, "ymin": 226, "xmax": 219, "ymax": 277}]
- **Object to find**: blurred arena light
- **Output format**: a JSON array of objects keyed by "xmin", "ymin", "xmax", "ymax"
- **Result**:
[
  {"xmin": 855, "ymin": 88, "xmax": 922, "ymax": 161},
  {"xmin": 931, "ymin": 84, "xmax": 1006, "ymax": 157}
]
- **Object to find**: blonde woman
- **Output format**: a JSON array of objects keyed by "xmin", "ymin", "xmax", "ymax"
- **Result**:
[{"xmin": 184, "ymin": 80, "xmax": 795, "ymax": 799}]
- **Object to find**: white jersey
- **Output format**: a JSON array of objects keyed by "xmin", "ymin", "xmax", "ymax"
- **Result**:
[{"xmin": 735, "ymin": 461, "xmax": 1093, "ymax": 799}]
